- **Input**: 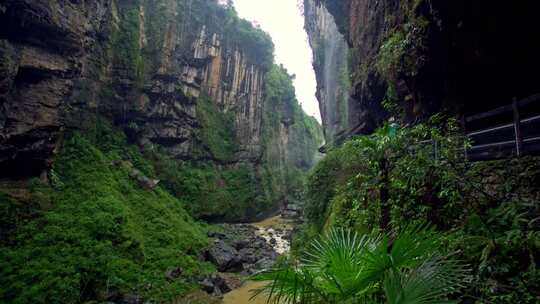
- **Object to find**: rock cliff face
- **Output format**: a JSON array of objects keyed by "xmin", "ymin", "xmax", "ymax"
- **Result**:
[
  {"xmin": 0, "ymin": 0, "xmax": 267, "ymax": 175},
  {"xmin": 306, "ymin": 0, "xmax": 540, "ymax": 141},
  {"xmin": 0, "ymin": 0, "xmax": 322, "ymax": 220},
  {"xmin": 304, "ymin": 0, "xmax": 350, "ymax": 143},
  {"xmin": 135, "ymin": 18, "xmax": 268, "ymax": 162},
  {"xmin": 0, "ymin": 0, "xmax": 104, "ymax": 178}
]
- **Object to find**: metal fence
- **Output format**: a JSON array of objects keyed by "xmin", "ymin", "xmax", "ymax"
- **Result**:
[
  {"xmin": 322, "ymin": 94, "xmax": 540, "ymax": 162},
  {"xmin": 464, "ymin": 94, "xmax": 540, "ymax": 161},
  {"xmin": 415, "ymin": 94, "xmax": 540, "ymax": 162}
]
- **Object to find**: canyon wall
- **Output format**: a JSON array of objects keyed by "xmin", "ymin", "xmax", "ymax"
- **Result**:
[
  {"xmin": 306, "ymin": 0, "xmax": 540, "ymax": 142},
  {"xmin": 0, "ymin": 0, "xmax": 322, "ymax": 221},
  {"xmin": 304, "ymin": 0, "xmax": 350, "ymax": 143}
]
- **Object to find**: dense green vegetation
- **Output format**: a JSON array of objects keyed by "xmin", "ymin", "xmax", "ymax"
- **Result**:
[
  {"xmin": 297, "ymin": 117, "xmax": 540, "ymax": 302},
  {"xmin": 261, "ymin": 65, "xmax": 324, "ymax": 206},
  {"xmin": 254, "ymin": 225, "xmax": 468, "ymax": 303},
  {"xmin": 147, "ymin": 153, "xmax": 265, "ymax": 222},
  {"xmin": 112, "ymin": 2, "xmax": 144, "ymax": 87},
  {"xmin": 190, "ymin": 0, "xmax": 274, "ymax": 70},
  {"xmin": 221, "ymin": 3, "xmax": 274, "ymax": 70},
  {"xmin": 0, "ymin": 130, "xmax": 212, "ymax": 303}
]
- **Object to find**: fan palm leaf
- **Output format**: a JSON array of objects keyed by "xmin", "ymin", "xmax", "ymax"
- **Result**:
[
  {"xmin": 383, "ymin": 255, "xmax": 469, "ymax": 304},
  {"xmin": 251, "ymin": 224, "xmax": 468, "ymax": 304}
]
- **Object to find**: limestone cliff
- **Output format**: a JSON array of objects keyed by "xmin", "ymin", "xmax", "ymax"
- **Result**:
[
  {"xmin": 306, "ymin": 0, "xmax": 540, "ymax": 140},
  {"xmin": 304, "ymin": 0, "xmax": 350, "ymax": 144},
  {"xmin": 0, "ymin": 0, "xmax": 322, "ymax": 221}
]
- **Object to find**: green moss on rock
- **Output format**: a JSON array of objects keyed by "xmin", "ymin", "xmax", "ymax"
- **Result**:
[
  {"xmin": 196, "ymin": 95, "xmax": 236, "ymax": 162},
  {"xmin": 0, "ymin": 133, "xmax": 212, "ymax": 303}
]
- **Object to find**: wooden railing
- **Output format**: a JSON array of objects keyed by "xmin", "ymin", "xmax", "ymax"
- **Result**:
[
  {"xmin": 463, "ymin": 94, "xmax": 540, "ymax": 161},
  {"xmin": 415, "ymin": 94, "xmax": 540, "ymax": 161},
  {"xmin": 321, "ymin": 94, "xmax": 540, "ymax": 161}
]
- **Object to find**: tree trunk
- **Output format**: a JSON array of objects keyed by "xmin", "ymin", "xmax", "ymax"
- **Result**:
[{"xmin": 379, "ymin": 155, "xmax": 390, "ymax": 230}]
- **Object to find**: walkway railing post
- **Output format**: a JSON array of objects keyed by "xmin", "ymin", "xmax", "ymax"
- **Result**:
[
  {"xmin": 512, "ymin": 97, "xmax": 523, "ymax": 157},
  {"xmin": 460, "ymin": 116, "xmax": 468, "ymax": 161}
]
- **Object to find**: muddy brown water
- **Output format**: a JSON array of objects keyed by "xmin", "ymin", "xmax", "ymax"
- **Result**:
[{"xmin": 221, "ymin": 280, "xmax": 268, "ymax": 304}]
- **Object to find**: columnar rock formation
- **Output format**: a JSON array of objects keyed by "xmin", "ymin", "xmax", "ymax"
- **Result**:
[{"xmin": 0, "ymin": 0, "xmax": 323, "ymax": 220}]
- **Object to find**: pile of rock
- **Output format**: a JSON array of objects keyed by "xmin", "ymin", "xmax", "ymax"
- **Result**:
[
  {"xmin": 198, "ymin": 223, "xmax": 287, "ymax": 296},
  {"xmin": 198, "ymin": 273, "xmax": 242, "ymax": 297},
  {"xmin": 203, "ymin": 224, "xmax": 278, "ymax": 275}
]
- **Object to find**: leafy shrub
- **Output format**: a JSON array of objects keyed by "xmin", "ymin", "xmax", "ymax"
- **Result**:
[
  {"xmin": 306, "ymin": 116, "xmax": 466, "ymax": 233},
  {"xmin": 301, "ymin": 116, "xmax": 540, "ymax": 302}
]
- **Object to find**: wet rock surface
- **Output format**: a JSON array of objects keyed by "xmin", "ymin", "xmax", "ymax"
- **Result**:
[
  {"xmin": 207, "ymin": 239, "xmax": 243, "ymax": 272},
  {"xmin": 204, "ymin": 223, "xmax": 281, "ymax": 275},
  {"xmin": 199, "ymin": 217, "xmax": 293, "ymax": 297}
]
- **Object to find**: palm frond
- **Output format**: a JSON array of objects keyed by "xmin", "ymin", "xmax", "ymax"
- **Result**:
[
  {"xmin": 251, "ymin": 260, "xmax": 325, "ymax": 304},
  {"xmin": 383, "ymin": 254, "xmax": 469, "ymax": 304},
  {"xmin": 389, "ymin": 223, "xmax": 440, "ymax": 268},
  {"xmin": 251, "ymin": 225, "xmax": 469, "ymax": 304},
  {"xmin": 302, "ymin": 229, "xmax": 385, "ymax": 298}
]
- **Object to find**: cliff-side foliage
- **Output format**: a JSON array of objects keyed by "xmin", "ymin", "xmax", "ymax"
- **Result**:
[
  {"xmin": 146, "ymin": 151, "xmax": 264, "ymax": 222},
  {"xmin": 195, "ymin": 94, "xmax": 237, "ymax": 162},
  {"xmin": 0, "ymin": 130, "xmax": 212, "ymax": 303},
  {"xmin": 261, "ymin": 65, "xmax": 324, "ymax": 206},
  {"xmin": 300, "ymin": 117, "xmax": 540, "ymax": 302},
  {"xmin": 221, "ymin": 5, "xmax": 274, "ymax": 70},
  {"xmin": 73, "ymin": 0, "xmax": 315, "ymax": 222},
  {"xmin": 140, "ymin": 65, "xmax": 323, "ymax": 222}
]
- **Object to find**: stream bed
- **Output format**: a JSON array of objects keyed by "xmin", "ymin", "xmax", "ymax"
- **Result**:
[{"xmin": 221, "ymin": 216, "xmax": 293, "ymax": 304}]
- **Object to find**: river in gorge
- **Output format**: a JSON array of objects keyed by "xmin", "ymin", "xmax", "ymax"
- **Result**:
[{"xmin": 221, "ymin": 216, "xmax": 293, "ymax": 304}]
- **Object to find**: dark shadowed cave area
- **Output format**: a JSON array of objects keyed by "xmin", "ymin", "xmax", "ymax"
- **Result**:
[{"xmin": 421, "ymin": 0, "xmax": 540, "ymax": 118}]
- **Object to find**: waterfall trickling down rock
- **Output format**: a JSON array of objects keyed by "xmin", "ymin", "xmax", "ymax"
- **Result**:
[{"xmin": 304, "ymin": 0, "xmax": 350, "ymax": 144}]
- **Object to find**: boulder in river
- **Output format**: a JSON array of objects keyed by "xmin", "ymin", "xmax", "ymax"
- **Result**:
[
  {"xmin": 232, "ymin": 239, "xmax": 249, "ymax": 250},
  {"xmin": 198, "ymin": 273, "xmax": 241, "ymax": 296},
  {"xmin": 199, "ymin": 278, "xmax": 216, "ymax": 294},
  {"xmin": 207, "ymin": 239, "xmax": 242, "ymax": 272},
  {"xmin": 238, "ymin": 247, "xmax": 258, "ymax": 264}
]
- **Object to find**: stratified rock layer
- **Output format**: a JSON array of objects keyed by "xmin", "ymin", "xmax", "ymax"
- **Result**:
[
  {"xmin": 0, "ymin": 1, "xmax": 265, "ymax": 174},
  {"xmin": 0, "ymin": 0, "xmax": 323, "ymax": 221}
]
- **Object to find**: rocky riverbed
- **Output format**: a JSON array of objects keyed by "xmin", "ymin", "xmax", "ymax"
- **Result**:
[{"xmin": 193, "ymin": 216, "xmax": 293, "ymax": 302}]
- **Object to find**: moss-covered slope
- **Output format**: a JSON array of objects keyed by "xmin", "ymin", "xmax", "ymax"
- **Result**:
[{"xmin": 0, "ymin": 130, "xmax": 212, "ymax": 303}]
